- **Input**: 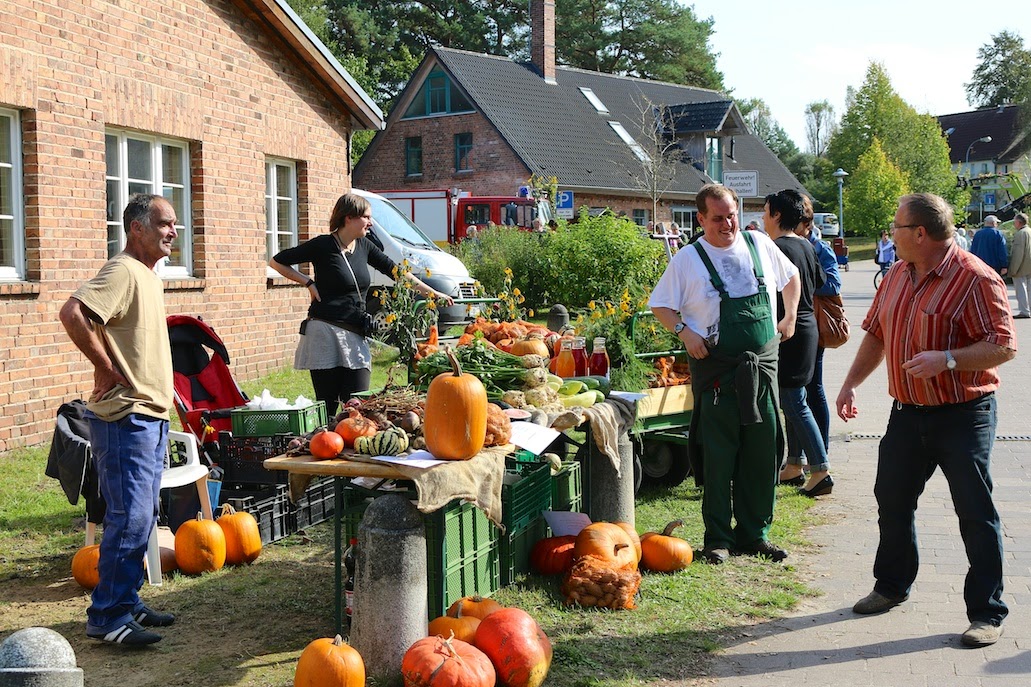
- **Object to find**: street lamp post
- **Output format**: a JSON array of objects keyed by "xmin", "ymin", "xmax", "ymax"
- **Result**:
[{"xmin": 832, "ymin": 168, "xmax": 848, "ymax": 236}]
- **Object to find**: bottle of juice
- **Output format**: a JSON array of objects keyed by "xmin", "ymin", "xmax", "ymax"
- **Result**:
[
  {"xmin": 572, "ymin": 337, "xmax": 588, "ymax": 377},
  {"xmin": 589, "ymin": 337, "xmax": 610, "ymax": 378},
  {"xmin": 555, "ymin": 338, "xmax": 576, "ymax": 378}
]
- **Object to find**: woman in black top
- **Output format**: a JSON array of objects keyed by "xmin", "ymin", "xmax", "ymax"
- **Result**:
[
  {"xmin": 270, "ymin": 193, "xmax": 452, "ymax": 416},
  {"xmin": 765, "ymin": 189, "xmax": 832, "ymax": 497}
]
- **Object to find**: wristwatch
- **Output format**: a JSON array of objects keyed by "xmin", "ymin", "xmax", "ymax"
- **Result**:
[
  {"xmin": 673, "ymin": 322, "xmax": 687, "ymax": 335},
  {"xmin": 944, "ymin": 350, "xmax": 957, "ymax": 370}
]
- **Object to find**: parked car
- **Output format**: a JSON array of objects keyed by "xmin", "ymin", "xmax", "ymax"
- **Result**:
[
  {"xmin": 812, "ymin": 212, "xmax": 840, "ymax": 238},
  {"xmin": 352, "ymin": 189, "xmax": 480, "ymax": 326}
]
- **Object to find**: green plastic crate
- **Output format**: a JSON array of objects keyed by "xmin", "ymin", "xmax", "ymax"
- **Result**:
[
  {"xmin": 502, "ymin": 460, "xmax": 552, "ymax": 531},
  {"xmin": 500, "ymin": 516, "xmax": 547, "ymax": 585},
  {"xmin": 551, "ymin": 461, "xmax": 582, "ymax": 512},
  {"xmin": 342, "ymin": 489, "xmax": 500, "ymax": 619},
  {"xmin": 230, "ymin": 401, "xmax": 327, "ymax": 437}
]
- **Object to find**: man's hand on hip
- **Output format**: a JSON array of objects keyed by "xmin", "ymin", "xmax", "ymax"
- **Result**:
[{"xmin": 679, "ymin": 328, "xmax": 709, "ymax": 359}]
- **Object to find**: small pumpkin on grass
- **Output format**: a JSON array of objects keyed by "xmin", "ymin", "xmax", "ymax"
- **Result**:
[
  {"xmin": 294, "ymin": 634, "xmax": 365, "ymax": 687},
  {"xmin": 71, "ymin": 544, "xmax": 101, "ymax": 590},
  {"xmin": 423, "ymin": 347, "xmax": 488, "ymax": 461},
  {"xmin": 447, "ymin": 595, "xmax": 503, "ymax": 620},
  {"xmin": 474, "ymin": 607, "xmax": 552, "ymax": 687},
  {"xmin": 428, "ymin": 606, "xmax": 481, "ymax": 643},
  {"xmin": 403, "ymin": 635, "xmax": 495, "ymax": 687},
  {"xmin": 217, "ymin": 503, "xmax": 262, "ymax": 565},
  {"xmin": 529, "ymin": 535, "xmax": 576, "ymax": 575},
  {"xmin": 175, "ymin": 512, "xmax": 227, "ymax": 575},
  {"xmin": 640, "ymin": 519, "xmax": 693, "ymax": 572}
]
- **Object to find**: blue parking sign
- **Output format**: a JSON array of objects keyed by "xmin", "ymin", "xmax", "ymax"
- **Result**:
[{"xmin": 556, "ymin": 190, "xmax": 574, "ymax": 218}]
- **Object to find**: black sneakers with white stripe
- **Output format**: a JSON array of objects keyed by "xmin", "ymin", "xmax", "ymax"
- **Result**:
[
  {"xmin": 134, "ymin": 606, "xmax": 175, "ymax": 627},
  {"xmin": 87, "ymin": 620, "xmax": 162, "ymax": 646}
]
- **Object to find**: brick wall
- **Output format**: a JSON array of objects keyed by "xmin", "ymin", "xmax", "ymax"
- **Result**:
[{"xmin": 0, "ymin": 0, "xmax": 357, "ymax": 451}]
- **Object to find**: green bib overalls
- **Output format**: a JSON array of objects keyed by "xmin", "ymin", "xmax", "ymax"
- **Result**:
[{"xmin": 692, "ymin": 232, "xmax": 781, "ymax": 550}]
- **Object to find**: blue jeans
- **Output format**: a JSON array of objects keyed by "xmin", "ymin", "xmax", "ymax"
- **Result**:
[
  {"xmin": 85, "ymin": 412, "xmax": 168, "ymax": 634},
  {"xmin": 780, "ymin": 385, "xmax": 829, "ymax": 472},
  {"xmin": 804, "ymin": 348, "xmax": 830, "ymax": 451},
  {"xmin": 873, "ymin": 395, "xmax": 1007, "ymax": 625}
]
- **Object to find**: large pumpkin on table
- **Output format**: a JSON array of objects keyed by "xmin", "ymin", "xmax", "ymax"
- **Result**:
[
  {"xmin": 402, "ymin": 635, "xmax": 495, "ymax": 687},
  {"xmin": 423, "ymin": 347, "xmax": 488, "ymax": 461},
  {"xmin": 71, "ymin": 544, "xmax": 101, "ymax": 590},
  {"xmin": 294, "ymin": 634, "xmax": 365, "ymax": 687},
  {"xmin": 217, "ymin": 503, "xmax": 263, "ymax": 565},
  {"xmin": 175, "ymin": 513, "xmax": 227, "ymax": 574},
  {"xmin": 474, "ymin": 607, "xmax": 551, "ymax": 687}
]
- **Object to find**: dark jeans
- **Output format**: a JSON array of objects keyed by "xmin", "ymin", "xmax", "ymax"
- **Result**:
[
  {"xmin": 873, "ymin": 394, "xmax": 1007, "ymax": 625},
  {"xmin": 310, "ymin": 366, "xmax": 372, "ymax": 417},
  {"xmin": 804, "ymin": 347, "xmax": 830, "ymax": 451}
]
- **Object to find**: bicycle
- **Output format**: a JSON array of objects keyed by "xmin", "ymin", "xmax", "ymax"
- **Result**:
[{"xmin": 873, "ymin": 261, "xmax": 892, "ymax": 290}]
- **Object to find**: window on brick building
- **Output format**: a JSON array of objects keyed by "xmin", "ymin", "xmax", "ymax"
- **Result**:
[
  {"xmin": 405, "ymin": 137, "xmax": 423, "ymax": 176},
  {"xmin": 632, "ymin": 209, "xmax": 650, "ymax": 226},
  {"xmin": 402, "ymin": 70, "xmax": 474, "ymax": 118},
  {"xmin": 105, "ymin": 129, "xmax": 192, "ymax": 277},
  {"xmin": 266, "ymin": 158, "xmax": 298, "ymax": 277},
  {"xmin": 0, "ymin": 108, "xmax": 25, "ymax": 281},
  {"xmin": 454, "ymin": 133, "xmax": 473, "ymax": 172}
]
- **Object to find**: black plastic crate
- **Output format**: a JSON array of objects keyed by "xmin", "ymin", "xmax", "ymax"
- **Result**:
[
  {"xmin": 294, "ymin": 478, "xmax": 336, "ymax": 531},
  {"xmin": 222, "ymin": 435, "xmax": 292, "ymax": 486},
  {"xmin": 223, "ymin": 483, "xmax": 292, "ymax": 545}
]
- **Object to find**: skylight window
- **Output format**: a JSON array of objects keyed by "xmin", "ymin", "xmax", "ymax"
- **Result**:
[
  {"xmin": 608, "ymin": 121, "xmax": 650, "ymax": 162},
  {"xmin": 579, "ymin": 87, "xmax": 609, "ymax": 114}
]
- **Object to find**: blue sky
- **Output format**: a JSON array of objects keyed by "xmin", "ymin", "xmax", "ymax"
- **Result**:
[{"xmin": 696, "ymin": 0, "xmax": 1004, "ymax": 150}]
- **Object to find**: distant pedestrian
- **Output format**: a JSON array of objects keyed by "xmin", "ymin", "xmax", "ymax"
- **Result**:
[
  {"xmin": 836, "ymin": 193, "xmax": 1016, "ymax": 648},
  {"xmin": 1009, "ymin": 212, "xmax": 1031, "ymax": 318},
  {"xmin": 970, "ymin": 214, "xmax": 1008, "ymax": 276},
  {"xmin": 874, "ymin": 230, "xmax": 895, "ymax": 267}
]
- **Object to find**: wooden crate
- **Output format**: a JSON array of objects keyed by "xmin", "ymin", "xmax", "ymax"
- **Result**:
[{"xmin": 635, "ymin": 384, "xmax": 693, "ymax": 419}]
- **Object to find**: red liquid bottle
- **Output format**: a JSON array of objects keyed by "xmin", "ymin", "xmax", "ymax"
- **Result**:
[
  {"xmin": 572, "ymin": 337, "xmax": 588, "ymax": 377},
  {"xmin": 589, "ymin": 337, "xmax": 610, "ymax": 378}
]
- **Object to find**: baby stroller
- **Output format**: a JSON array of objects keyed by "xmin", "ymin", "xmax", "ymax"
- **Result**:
[{"xmin": 167, "ymin": 315, "xmax": 248, "ymax": 465}]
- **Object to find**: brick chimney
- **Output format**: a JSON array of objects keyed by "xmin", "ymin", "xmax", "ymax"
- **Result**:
[{"xmin": 531, "ymin": 0, "xmax": 557, "ymax": 84}]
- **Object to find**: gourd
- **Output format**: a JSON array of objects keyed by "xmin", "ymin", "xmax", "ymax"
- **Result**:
[
  {"xmin": 510, "ymin": 334, "xmax": 550, "ymax": 358},
  {"xmin": 217, "ymin": 503, "xmax": 262, "ymax": 565},
  {"xmin": 354, "ymin": 427, "xmax": 410, "ymax": 455},
  {"xmin": 572, "ymin": 522, "xmax": 638, "ymax": 571},
  {"xmin": 294, "ymin": 634, "xmax": 365, "ymax": 687},
  {"xmin": 423, "ymin": 347, "xmax": 488, "ymax": 461},
  {"xmin": 309, "ymin": 429, "xmax": 345, "ymax": 460},
  {"xmin": 529, "ymin": 535, "xmax": 576, "ymax": 575},
  {"xmin": 473, "ymin": 608, "xmax": 552, "ymax": 687},
  {"xmin": 402, "ymin": 635, "xmax": 495, "ymax": 687},
  {"xmin": 334, "ymin": 408, "xmax": 378, "ymax": 447},
  {"xmin": 427, "ymin": 606, "xmax": 481, "ymax": 644},
  {"xmin": 640, "ymin": 519, "xmax": 693, "ymax": 572},
  {"xmin": 71, "ymin": 544, "xmax": 101, "ymax": 590},
  {"xmin": 174, "ymin": 512, "xmax": 227, "ymax": 575},
  {"xmin": 447, "ymin": 595, "xmax": 503, "ymax": 620}
]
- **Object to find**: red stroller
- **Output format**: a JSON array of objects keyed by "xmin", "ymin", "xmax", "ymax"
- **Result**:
[{"xmin": 167, "ymin": 315, "xmax": 248, "ymax": 464}]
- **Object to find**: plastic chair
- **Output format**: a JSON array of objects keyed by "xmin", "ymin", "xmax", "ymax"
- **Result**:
[{"xmin": 84, "ymin": 430, "xmax": 214, "ymax": 586}]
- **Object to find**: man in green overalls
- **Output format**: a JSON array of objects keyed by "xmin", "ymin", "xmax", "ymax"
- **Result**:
[{"xmin": 650, "ymin": 184, "xmax": 800, "ymax": 564}]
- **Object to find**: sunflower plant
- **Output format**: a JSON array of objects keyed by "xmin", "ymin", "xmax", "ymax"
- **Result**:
[
  {"xmin": 493, "ymin": 267, "xmax": 534, "ymax": 322},
  {"xmin": 373, "ymin": 260, "xmax": 442, "ymax": 368}
]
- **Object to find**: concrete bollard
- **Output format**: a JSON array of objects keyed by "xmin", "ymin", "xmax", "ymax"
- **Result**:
[
  {"xmin": 587, "ymin": 427, "xmax": 635, "ymax": 526},
  {"xmin": 349, "ymin": 494, "xmax": 427, "ymax": 686},
  {"xmin": 0, "ymin": 627, "xmax": 83, "ymax": 687}
]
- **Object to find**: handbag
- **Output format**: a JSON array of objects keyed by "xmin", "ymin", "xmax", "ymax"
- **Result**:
[{"xmin": 814, "ymin": 294, "xmax": 850, "ymax": 349}]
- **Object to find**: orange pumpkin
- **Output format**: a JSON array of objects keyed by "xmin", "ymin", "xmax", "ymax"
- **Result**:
[
  {"xmin": 423, "ymin": 347, "xmax": 488, "ymax": 461},
  {"xmin": 474, "ymin": 607, "xmax": 552, "ymax": 687},
  {"xmin": 640, "ymin": 520, "xmax": 693, "ymax": 572},
  {"xmin": 447, "ymin": 595, "xmax": 503, "ymax": 620},
  {"xmin": 428, "ymin": 606, "xmax": 481, "ymax": 643},
  {"xmin": 71, "ymin": 544, "xmax": 101, "ymax": 590},
  {"xmin": 572, "ymin": 522, "xmax": 638, "ymax": 570},
  {"xmin": 334, "ymin": 408, "xmax": 378, "ymax": 448},
  {"xmin": 294, "ymin": 634, "xmax": 365, "ymax": 687},
  {"xmin": 529, "ymin": 535, "xmax": 576, "ymax": 575},
  {"xmin": 615, "ymin": 522, "xmax": 642, "ymax": 562},
  {"xmin": 159, "ymin": 545, "xmax": 179, "ymax": 574},
  {"xmin": 217, "ymin": 503, "xmax": 263, "ymax": 565},
  {"xmin": 174, "ymin": 512, "xmax": 227, "ymax": 575},
  {"xmin": 402, "ymin": 635, "xmax": 495, "ymax": 687},
  {"xmin": 510, "ymin": 335, "xmax": 549, "ymax": 358},
  {"xmin": 309, "ymin": 429, "xmax": 345, "ymax": 459}
]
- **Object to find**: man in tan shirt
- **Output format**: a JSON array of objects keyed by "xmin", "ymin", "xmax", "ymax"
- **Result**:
[{"xmin": 60, "ymin": 194, "xmax": 177, "ymax": 646}]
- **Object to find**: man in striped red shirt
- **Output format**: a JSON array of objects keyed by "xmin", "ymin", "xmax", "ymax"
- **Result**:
[{"xmin": 836, "ymin": 192, "xmax": 1016, "ymax": 648}]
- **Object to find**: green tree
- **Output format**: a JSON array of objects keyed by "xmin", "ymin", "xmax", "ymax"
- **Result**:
[
  {"xmin": 843, "ymin": 137, "xmax": 910, "ymax": 237},
  {"xmin": 555, "ymin": 0, "xmax": 723, "ymax": 90},
  {"xmin": 829, "ymin": 62, "xmax": 967, "ymax": 211},
  {"xmin": 965, "ymin": 31, "xmax": 1031, "ymax": 108}
]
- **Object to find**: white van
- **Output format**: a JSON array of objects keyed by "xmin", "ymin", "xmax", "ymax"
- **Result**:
[
  {"xmin": 812, "ymin": 212, "xmax": 839, "ymax": 238},
  {"xmin": 352, "ymin": 189, "xmax": 479, "ymax": 325}
]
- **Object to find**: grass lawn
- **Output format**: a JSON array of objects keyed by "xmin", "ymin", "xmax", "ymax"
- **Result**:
[{"xmin": 0, "ymin": 353, "xmax": 823, "ymax": 686}]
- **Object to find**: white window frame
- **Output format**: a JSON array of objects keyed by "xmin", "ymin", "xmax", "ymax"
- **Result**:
[
  {"xmin": 578, "ymin": 87, "xmax": 609, "ymax": 114},
  {"xmin": 105, "ymin": 129, "xmax": 192, "ymax": 277},
  {"xmin": 608, "ymin": 121, "xmax": 650, "ymax": 162},
  {"xmin": 266, "ymin": 158, "xmax": 298, "ymax": 278},
  {"xmin": 0, "ymin": 108, "xmax": 25, "ymax": 281}
]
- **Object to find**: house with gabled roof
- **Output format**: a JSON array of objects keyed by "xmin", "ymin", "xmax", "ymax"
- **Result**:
[
  {"xmin": 0, "ymin": 0, "xmax": 382, "ymax": 449},
  {"xmin": 354, "ymin": 1, "xmax": 805, "ymax": 231}
]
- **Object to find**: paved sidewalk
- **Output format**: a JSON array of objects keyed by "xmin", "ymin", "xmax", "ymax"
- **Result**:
[{"xmin": 708, "ymin": 259, "xmax": 1031, "ymax": 686}]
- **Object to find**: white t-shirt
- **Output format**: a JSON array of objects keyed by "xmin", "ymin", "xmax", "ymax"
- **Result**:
[{"xmin": 649, "ymin": 231, "xmax": 798, "ymax": 346}]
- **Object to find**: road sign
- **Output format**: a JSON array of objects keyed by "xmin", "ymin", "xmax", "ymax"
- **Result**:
[
  {"xmin": 722, "ymin": 171, "xmax": 758, "ymax": 198},
  {"xmin": 983, "ymin": 192, "xmax": 996, "ymax": 206},
  {"xmin": 556, "ymin": 190, "xmax": 575, "ymax": 219}
]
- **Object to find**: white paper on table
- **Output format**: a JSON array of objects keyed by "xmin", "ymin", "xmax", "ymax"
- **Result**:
[
  {"xmin": 360, "ymin": 450, "xmax": 449, "ymax": 469},
  {"xmin": 508, "ymin": 422, "xmax": 561, "ymax": 455},
  {"xmin": 543, "ymin": 510, "xmax": 593, "ymax": 537},
  {"xmin": 609, "ymin": 391, "xmax": 647, "ymax": 402}
]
